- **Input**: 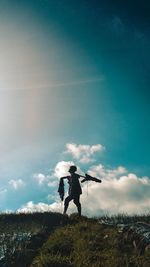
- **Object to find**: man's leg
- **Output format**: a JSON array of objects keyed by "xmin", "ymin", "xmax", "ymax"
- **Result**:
[
  {"xmin": 64, "ymin": 195, "xmax": 73, "ymax": 214},
  {"xmin": 73, "ymin": 195, "xmax": 81, "ymax": 216}
]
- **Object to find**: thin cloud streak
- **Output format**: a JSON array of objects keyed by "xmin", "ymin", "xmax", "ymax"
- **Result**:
[
  {"xmin": 0, "ymin": 76, "xmax": 104, "ymax": 92},
  {"xmin": 48, "ymin": 76, "xmax": 105, "ymax": 87}
]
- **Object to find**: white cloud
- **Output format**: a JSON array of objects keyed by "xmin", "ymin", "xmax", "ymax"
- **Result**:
[
  {"xmin": 17, "ymin": 199, "xmax": 79, "ymax": 214},
  {"xmin": 79, "ymin": 166, "xmax": 150, "ymax": 216},
  {"xmin": 17, "ymin": 170, "xmax": 150, "ymax": 216},
  {"xmin": 53, "ymin": 161, "xmax": 85, "ymax": 179},
  {"xmin": 17, "ymin": 201, "xmax": 62, "ymax": 213},
  {"xmin": 17, "ymin": 156, "xmax": 150, "ymax": 216},
  {"xmin": 9, "ymin": 179, "xmax": 25, "ymax": 190},
  {"xmin": 33, "ymin": 173, "xmax": 46, "ymax": 185},
  {"xmin": 65, "ymin": 143, "xmax": 105, "ymax": 163},
  {"xmin": 47, "ymin": 180, "xmax": 58, "ymax": 187},
  {"xmin": 33, "ymin": 173, "xmax": 57, "ymax": 187},
  {"xmin": 41, "ymin": 163, "xmax": 150, "ymax": 217},
  {"xmin": 88, "ymin": 164, "xmax": 127, "ymax": 180},
  {"xmin": 54, "ymin": 161, "xmax": 75, "ymax": 178}
]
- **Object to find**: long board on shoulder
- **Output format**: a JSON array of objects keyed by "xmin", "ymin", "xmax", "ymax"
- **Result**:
[{"xmin": 81, "ymin": 174, "xmax": 102, "ymax": 183}]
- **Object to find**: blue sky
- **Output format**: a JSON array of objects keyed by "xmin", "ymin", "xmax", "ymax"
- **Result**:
[{"xmin": 0, "ymin": 0, "xmax": 150, "ymax": 214}]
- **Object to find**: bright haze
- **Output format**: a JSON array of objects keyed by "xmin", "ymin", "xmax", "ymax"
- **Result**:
[{"xmin": 0, "ymin": 0, "xmax": 150, "ymax": 215}]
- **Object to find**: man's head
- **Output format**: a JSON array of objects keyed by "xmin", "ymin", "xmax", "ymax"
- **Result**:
[{"xmin": 69, "ymin": 165, "xmax": 77, "ymax": 174}]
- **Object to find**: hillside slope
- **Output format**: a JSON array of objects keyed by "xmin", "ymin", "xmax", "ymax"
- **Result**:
[
  {"xmin": 0, "ymin": 212, "xmax": 66, "ymax": 267},
  {"xmin": 1, "ymin": 213, "xmax": 150, "ymax": 267},
  {"xmin": 30, "ymin": 214, "xmax": 150, "ymax": 267}
]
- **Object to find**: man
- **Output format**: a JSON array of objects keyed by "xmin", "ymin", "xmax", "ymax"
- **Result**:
[
  {"xmin": 60, "ymin": 165, "xmax": 82, "ymax": 216},
  {"xmin": 58, "ymin": 165, "xmax": 101, "ymax": 216}
]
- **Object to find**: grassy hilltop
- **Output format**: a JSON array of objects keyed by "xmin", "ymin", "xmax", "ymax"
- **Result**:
[{"xmin": 1, "ymin": 212, "xmax": 150, "ymax": 267}]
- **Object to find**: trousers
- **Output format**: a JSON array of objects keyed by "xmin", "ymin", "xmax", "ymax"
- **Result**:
[{"xmin": 64, "ymin": 194, "xmax": 81, "ymax": 216}]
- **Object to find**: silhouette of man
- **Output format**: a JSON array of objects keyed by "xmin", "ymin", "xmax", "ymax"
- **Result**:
[
  {"xmin": 60, "ymin": 166, "xmax": 83, "ymax": 216},
  {"xmin": 59, "ymin": 165, "xmax": 102, "ymax": 216}
]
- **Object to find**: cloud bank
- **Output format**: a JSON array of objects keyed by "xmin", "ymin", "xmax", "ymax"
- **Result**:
[
  {"xmin": 17, "ymin": 201, "xmax": 61, "ymax": 213},
  {"xmin": 53, "ymin": 161, "xmax": 75, "ymax": 178},
  {"xmin": 80, "ymin": 169, "xmax": 150, "ymax": 216},
  {"xmin": 17, "ymin": 143, "xmax": 150, "ymax": 216},
  {"xmin": 19, "ymin": 163, "xmax": 150, "ymax": 216},
  {"xmin": 65, "ymin": 143, "xmax": 105, "ymax": 163}
]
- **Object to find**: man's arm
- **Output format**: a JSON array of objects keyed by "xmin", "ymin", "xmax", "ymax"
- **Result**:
[{"xmin": 60, "ymin": 176, "xmax": 70, "ymax": 180}]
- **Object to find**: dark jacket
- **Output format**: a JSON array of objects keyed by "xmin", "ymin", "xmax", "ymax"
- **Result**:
[{"xmin": 68, "ymin": 173, "xmax": 82, "ymax": 197}]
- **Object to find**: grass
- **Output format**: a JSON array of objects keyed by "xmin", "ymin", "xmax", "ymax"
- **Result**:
[
  {"xmin": 98, "ymin": 213, "xmax": 150, "ymax": 225},
  {"xmin": 30, "ymin": 214, "xmax": 150, "ymax": 267},
  {"xmin": 1, "ymin": 212, "xmax": 150, "ymax": 267},
  {"xmin": 0, "ymin": 212, "xmax": 65, "ymax": 233},
  {"xmin": 0, "ymin": 212, "xmax": 66, "ymax": 267}
]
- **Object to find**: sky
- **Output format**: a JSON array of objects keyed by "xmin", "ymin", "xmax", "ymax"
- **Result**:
[{"xmin": 0, "ymin": 0, "xmax": 150, "ymax": 215}]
